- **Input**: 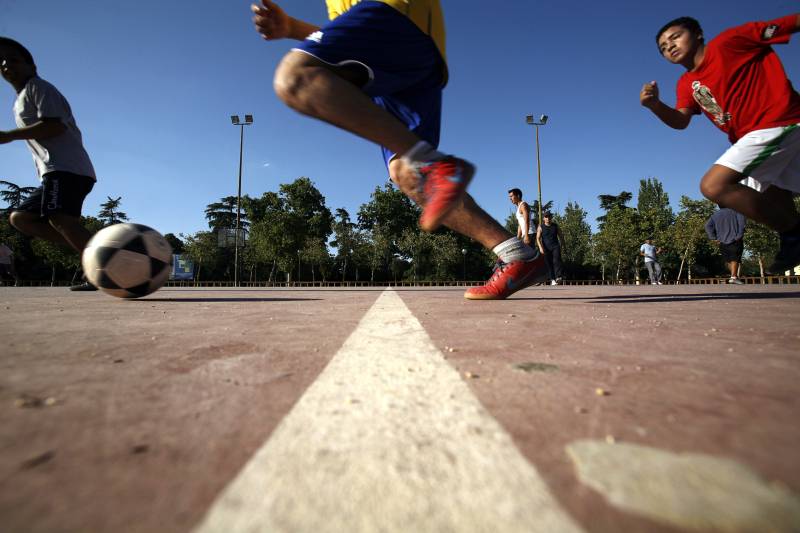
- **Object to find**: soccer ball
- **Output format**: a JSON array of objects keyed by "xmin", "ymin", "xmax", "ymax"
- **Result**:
[{"xmin": 82, "ymin": 223, "xmax": 173, "ymax": 298}]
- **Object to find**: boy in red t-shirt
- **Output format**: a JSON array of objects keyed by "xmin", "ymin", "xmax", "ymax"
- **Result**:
[{"xmin": 640, "ymin": 14, "xmax": 800, "ymax": 274}]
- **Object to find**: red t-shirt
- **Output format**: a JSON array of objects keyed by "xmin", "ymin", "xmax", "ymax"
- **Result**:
[{"xmin": 676, "ymin": 15, "xmax": 800, "ymax": 143}]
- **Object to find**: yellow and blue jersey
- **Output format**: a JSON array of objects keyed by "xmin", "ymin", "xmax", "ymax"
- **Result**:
[{"xmin": 325, "ymin": 0, "xmax": 446, "ymax": 63}]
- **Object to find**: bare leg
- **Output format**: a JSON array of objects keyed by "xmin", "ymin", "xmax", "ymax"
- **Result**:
[
  {"xmin": 389, "ymin": 159, "xmax": 509, "ymax": 249},
  {"xmin": 274, "ymin": 51, "xmax": 419, "ymax": 156},
  {"xmin": 728, "ymin": 261, "xmax": 738, "ymax": 278},
  {"xmin": 10, "ymin": 211, "xmax": 72, "ymax": 247},
  {"xmin": 700, "ymin": 165, "xmax": 800, "ymax": 231},
  {"xmin": 10, "ymin": 211, "xmax": 90, "ymax": 253},
  {"xmin": 49, "ymin": 213, "xmax": 92, "ymax": 253}
]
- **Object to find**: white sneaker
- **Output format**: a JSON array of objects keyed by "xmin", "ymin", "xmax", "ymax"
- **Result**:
[
  {"xmin": 728, "ymin": 277, "xmax": 744, "ymax": 285},
  {"xmin": 550, "ymin": 279, "xmax": 557, "ymax": 286}
]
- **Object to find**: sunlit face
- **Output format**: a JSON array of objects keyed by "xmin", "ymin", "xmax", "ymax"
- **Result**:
[
  {"xmin": 657, "ymin": 25, "xmax": 701, "ymax": 65},
  {"xmin": 0, "ymin": 47, "xmax": 36, "ymax": 90},
  {"xmin": 508, "ymin": 192, "xmax": 521, "ymax": 205}
]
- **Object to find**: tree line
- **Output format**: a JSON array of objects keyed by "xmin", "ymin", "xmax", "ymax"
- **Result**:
[{"xmin": 0, "ymin": 176, "xmax": 790, "ymax": 284}]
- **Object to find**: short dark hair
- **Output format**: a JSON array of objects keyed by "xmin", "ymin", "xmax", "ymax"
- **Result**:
[
  {"xmin": 544, "ymin": 211, "xmax": 553, "ymax": 218},
  {"xmin": 0, "ymin": 37, "xmax": 35, "ymax": 66},
  {"xmin": 655, "ymin": 17, "xmax": 703, "ymax": 49},
  {"xmin": 508, "ymin": 188, "xmax": 522, "ymax": 198}
]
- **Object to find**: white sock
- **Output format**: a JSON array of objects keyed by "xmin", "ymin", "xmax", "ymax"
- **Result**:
[
  {"xmin": 400, "ymin": 141, "xmax": 445, "ymax": 166},
  {"xmin": 492, "ymin": 237, "xmax": 537, "ymax": 263}
]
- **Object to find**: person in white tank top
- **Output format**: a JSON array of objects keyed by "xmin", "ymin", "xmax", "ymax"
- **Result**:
[{"xmin": 508, "ymin": 188, "xmax": 538, "ymax": 249}]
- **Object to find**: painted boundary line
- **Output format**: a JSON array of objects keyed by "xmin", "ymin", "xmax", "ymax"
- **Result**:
[{"xmin": 194, "ymin": 289, "xmax": 583, "ymax": 533}]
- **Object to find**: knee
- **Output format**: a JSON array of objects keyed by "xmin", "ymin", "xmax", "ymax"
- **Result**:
[
  {"xmin": 9, "ymin": 210, "xmax": 31, "ymax": 231},
  {"xmin": 699, "ymin": 173, "xmax": 725, "ymax": 202},
  {"xmin": 273, "ymin": 54, "xmax": 315, "ymax": 110}
]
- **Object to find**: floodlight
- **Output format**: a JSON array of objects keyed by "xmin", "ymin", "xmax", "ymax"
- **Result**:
[
  {"xmin": 231, "ymin": 115, "xmax": 240, "ymax": 125},
  {"xmin": 540, "ymin": 115, "xmax": 549, "ymax": 124},
  {"xmin": 525, "ymin": 114, "xmax": 534, "ymax": 124},
  {"xmin": 244, "ymin": 114, "xmax": 254, "ymax": 124}
]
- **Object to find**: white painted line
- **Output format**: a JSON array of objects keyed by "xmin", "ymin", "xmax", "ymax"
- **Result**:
[{"xmin": 194, "ymin": 289, "xmax": 583, "ymax": 533}]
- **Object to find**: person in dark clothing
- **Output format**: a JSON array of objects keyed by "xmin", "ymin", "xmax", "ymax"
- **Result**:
[
  {"xmin": 706, "ymin": 207, "xmax": 747, "ymax": 284},
  {"xmin": 536, "ymin": 212, "xmax": 566, "ymax": 285}
]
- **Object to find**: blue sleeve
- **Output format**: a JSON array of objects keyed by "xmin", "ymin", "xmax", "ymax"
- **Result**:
[
  {"xmin": 736, "ymin": 213, "xmax": 746, "ymax": 241},
  {"xmin": 705, "ymin": 217, "xmax": 716, "ymax": 240}
]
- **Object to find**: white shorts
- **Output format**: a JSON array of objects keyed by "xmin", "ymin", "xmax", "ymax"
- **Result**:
[{"xmin": 715, "ymin": 124, "xmax": 800, "ymax": 194}]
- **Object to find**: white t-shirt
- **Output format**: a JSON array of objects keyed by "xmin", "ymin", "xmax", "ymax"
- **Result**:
[
  {"xmin": 640, "ymin": 243, "xmax": 657, "ymax": 263},
  {"xmin": 13, "ymin": 77, "xmax": 96, "ymax": 180},
  {"xmin": 516, "ymin": 203, "xmax": 536, "ymax": 235}
]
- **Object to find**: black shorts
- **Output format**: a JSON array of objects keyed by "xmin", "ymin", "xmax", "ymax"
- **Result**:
[
  {"xmin": 720, "ymin": 239, "xmax": 744, "ymax": 262},
  {"xmin": 14, "ymin": 171, "xmax": 94, "ymax": 218}
]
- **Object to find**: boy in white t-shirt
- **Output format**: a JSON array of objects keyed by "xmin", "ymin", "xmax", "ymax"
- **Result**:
[{"xmin": 0, "ymin": 37, "xmax": 97, "ymax": 290}]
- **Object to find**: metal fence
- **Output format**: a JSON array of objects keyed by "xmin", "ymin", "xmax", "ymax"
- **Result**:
[{"xmin": 4, "ymin": 276, "xmax": 798, "ymax": 288}]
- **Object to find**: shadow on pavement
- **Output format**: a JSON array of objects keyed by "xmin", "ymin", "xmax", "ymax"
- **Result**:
[
  {"xmin": 135, "ymin": 297, "xmax": 323, "ymax": 303},
  {"xmin": 516, "ymin": 291, "xmax": 800, "ymax": 304}
]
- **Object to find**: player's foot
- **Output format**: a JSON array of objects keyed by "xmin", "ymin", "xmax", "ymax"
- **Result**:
[
  {"xmin": 418, "ymin": 156, "xmax": 474, "ymax": 232},
  {"xmin": 727, "ymin": 277, "xmax": 744, "ymax": 285},
  {"xmin": 766, "ymin": 231, "xmax": 800, "ymax": 275},
  {"xmin": 464, "ymin": 254, "xmax": 548, "ymax": 300},
  {"xmin": 70, "ymin": 281, "xmax": 97, "ymax": 291},
  {"xmin": 550, "ymin": 279, "xmax": 557, "ymax": 286}
]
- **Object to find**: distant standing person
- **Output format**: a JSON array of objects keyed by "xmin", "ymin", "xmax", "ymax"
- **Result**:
[
  {"xmin": 640, "ymin": 238, "xmax": 663, "ymax": 285},
  {"xmin": 0, "ymin": 37, "xmax": 97, "ymax": 291},
  {"xmin": 706, "ymin": 207, "xmax": 747, "ymax": 284},
  {"xmin": 536, "ymin": 212, "xmax": 565, "ymax": 285},
  {"xmin": 508, "ymin": 188, "xmax": 537, "ymax": 248},
  {"xmin": 0, "ymin": 241, "xmax": 16, "ymax": 285}
]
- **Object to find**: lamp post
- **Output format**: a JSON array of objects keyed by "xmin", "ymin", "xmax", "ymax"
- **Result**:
[
  {"xmin": 297, "ymin": 249, "xmax": 302, "ymax": 285},
  {"xmin": 230, "ymin": 114, "xmax": 253, "ymax": 287},
  {"xmin": 525, "ymin": 114, "xmax": 548, "ymax": 227},
  {"xmin": 461, "ymin": 248, "xmax": 467, "ymax": 281}
]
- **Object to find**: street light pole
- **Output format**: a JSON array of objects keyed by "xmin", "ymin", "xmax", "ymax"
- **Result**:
[
  {"xmin": 525, "ymin": 114, "xmax": 548, "ymax": 227},
  {"xmin": 230, "ymin": 114, "xmax": 253, "ymax": 287}
]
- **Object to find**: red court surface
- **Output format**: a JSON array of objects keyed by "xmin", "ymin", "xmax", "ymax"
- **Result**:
[{"xmin": 2, "ymin": 285, "xmax": 799, "ymax": 533}]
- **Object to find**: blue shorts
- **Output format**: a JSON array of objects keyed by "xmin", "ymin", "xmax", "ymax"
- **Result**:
[{"xmin": 294, "ymin": 1, "xmax": 445, "ymax": 166}]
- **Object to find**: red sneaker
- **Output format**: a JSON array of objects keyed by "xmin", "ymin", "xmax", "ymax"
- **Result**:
[
  {"xmin": 418, "ymin": 156, "xmax": 474, "ymax": 232},
  {"xmin": 464, "ymin": 254, "xmax": 548, "ymax": 300}
]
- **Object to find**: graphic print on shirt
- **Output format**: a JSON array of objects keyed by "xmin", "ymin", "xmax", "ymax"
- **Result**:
[{"xmin": 691, "ymin": 81, "xmax": 732, "ymax": 127}]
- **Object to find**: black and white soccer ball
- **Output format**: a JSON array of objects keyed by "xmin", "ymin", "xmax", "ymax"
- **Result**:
[{"xmin": 82, "ymin": 223, "xmax": 173, "ymax": 299}]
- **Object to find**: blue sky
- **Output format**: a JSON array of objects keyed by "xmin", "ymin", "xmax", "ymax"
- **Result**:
[{"xmin": 1, "ymin": 0, "xmax": 798, "ymax": 237}]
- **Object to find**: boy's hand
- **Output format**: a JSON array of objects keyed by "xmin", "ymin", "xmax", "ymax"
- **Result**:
[
  {"xmin": 640, "ymin": 81, "xmax": 660, "ymax": 109},
  {"xmin": 251, "ymin": 0, "xmax": 291, "ymax": 40}
]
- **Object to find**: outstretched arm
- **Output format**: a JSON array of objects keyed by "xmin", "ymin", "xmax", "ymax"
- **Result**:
[
  {"xmin": 251, "ymin": 0, "xmax": 320, "ymax": 41},
  {"xmin": 640, "ymin": 81, "xmax": 693, "ymax": 130},
  {"xmin": 0, "ymin": 117, "xmax": 65, "ymax": 144}
]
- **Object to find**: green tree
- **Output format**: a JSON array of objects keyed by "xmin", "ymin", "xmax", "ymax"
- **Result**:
[
  {"xmin": 597, "ymin": 191, "xmax": 633, "ymax": 225},
  {"xmin": 637, "ymin": 178, "xmax": 674, "ymax": 244},
  {"xmin": 0, "ymin": 180, "xmax": 37, "ymax": 210},
  {"xmin": 163, "ymin": 233, "xmax": 185, "ymax": 254},
  {"xmin": 672, "ymin": 196, "xmax": 716, "ymax": 282},
  {"xmin": 744, "ymin": 221, "xmax": 779, "ymax": 277},
  {"xmin": 429, "ymin": 232, "xmax": 461, "ymax": 280},
  {"xmin": 593, "ymin": 206, "xmax": 641, "ymax": 281},
  {"xmin": 357, "ymin": 183, "xmax": 419, "ymax": 245},
  {"xmin": 331, "ymin": 208, "xmax": 359, "ymax": 282},
  {"xmin": 97, "ymin": 196, "xmax": 128, "ymax": 226},
  {"xmin": 559, "ymin": 201, "xmax": 592, "ymax": 267},
  {"xmin": 181, "ymin": 231, "xmax": 218, "ymax": 282},
  {"xmin": 205, "ymin": 196, "xmax": 245, "ymax": 232},
  {"xmin": 280, "ymin": 177, "xmax": 333, "ymax": 243}
]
